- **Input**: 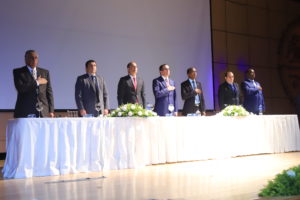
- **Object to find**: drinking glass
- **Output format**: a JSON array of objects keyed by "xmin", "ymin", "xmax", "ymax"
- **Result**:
[
  {"xmin": 146, "ymin": 103, "xmax": 154, "ymax": 111},
  {"xmin": 35, "ymin": 102, "xmax": 43, "ymax": 118},
  {"xmin": 168, "ymin": 104, "xmax": 174, "ymax": 116},
  {"xmin": 195, "ymin": 103, "xmax": 201, "ymax": 116},
  {"xmin": 95, "ymin": 102, "xmax": 101, "ymax": 117}
]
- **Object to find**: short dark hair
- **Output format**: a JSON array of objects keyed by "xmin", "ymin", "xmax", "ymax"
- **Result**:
[
  {"xmin": 224, "ymin": 71, "xmax": 233, "ymax": 77},
  {"xmin": 187, "ymin": 67, "xmax": 196, "ymax": 74},
  {"xmin": 246, "ymin": 67, "xmax": 255, "ymax": 74},
  {"xmin": 25, "ymin": 50, "xmax": 36, "ymax": 58},
  {"xmin": 85, "ymin": 59, "xmax": 96, "ymax": 68},
  {"xmin": 127, "ymin": 62, "xmax": 135, "ymax": 68},
  {"xmin": 159, "ymin": 64, "xmax": 168, "ymax": 71}
]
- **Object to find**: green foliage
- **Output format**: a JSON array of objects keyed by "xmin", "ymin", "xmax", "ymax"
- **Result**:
[
  {"xmin": 259, "ymin": 165, "xmax": 300, "ymax": 197},
  {"xmin": 108, "ymin": 103, "xmax": 157, "ymax": 117},
  {"xmin": 221, "ymin": 105, "xmax": 250, "ymax": 116}
]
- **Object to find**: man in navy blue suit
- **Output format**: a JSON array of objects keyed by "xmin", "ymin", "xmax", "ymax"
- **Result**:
[
  {"xmin": 241, "ymin": 68, "xmax": 265, "ymax": 114},
  {"xmin": 152, "ymin": 64, "xmax": 178, "ymax": 116},
  {"xmin": 75, "ymin": 60, "xmax": 109, "ymax": 117}
]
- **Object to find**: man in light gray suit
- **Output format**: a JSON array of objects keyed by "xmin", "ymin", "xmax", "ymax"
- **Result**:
[{"xmin": 75, "ymin": 60, "xmax": 109, "ymax": 117}]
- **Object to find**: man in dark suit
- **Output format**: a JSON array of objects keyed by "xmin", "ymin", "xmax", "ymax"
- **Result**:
[
  {"xmin": 13, "ymin": 50, "xmax": 54, "ymax": 118},
  {"xmin": 181, "ymin": 67, "xmax": 206, "ymax": 116},
  {"xmin": 241, "ymin": 68, "xmax": 265, "ymax": 114},
  {"xmin": 218, "ymin": 71, "xmax": 241, "ymax": 110},
  {"xmin": 117, "ymin": 62, "xmax": 146, "ymax": 108},
  {"xmin": 75, "ymin": 60, "xmax": 109, "ymax": 117},
  {"xmin": 152, "ymin": 64, "xmax": 177, "ymax": 116}
]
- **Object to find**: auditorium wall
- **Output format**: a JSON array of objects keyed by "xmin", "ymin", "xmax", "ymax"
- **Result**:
[{"xmin": 211, "ymin": 0, "xmax": 300, "ymax": 113}]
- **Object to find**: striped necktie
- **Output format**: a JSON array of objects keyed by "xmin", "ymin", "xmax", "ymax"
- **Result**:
[{"xmin": 32, "ymin": 69, "xmax": 37, "ymax": 80}]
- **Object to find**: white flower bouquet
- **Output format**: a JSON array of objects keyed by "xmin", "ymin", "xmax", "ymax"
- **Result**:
[
  {"xmin": 109, "ymin": 103, "xmax": 157, "ymax": 117},
  {"xmin": 219, "ymin": 105, "xmax": 250, "ymax": 116}
]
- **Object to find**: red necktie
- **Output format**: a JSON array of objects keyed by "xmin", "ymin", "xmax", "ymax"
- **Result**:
[
  {"xmin": 133, "ymin": 77, "xmax": 137, "ymax": 90},
  {"xmin": 133, "ymin": 77, "xmax": 138, "ymax": 103}
]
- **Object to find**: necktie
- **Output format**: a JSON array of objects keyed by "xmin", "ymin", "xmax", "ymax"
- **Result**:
[
  {"xmin": 192, "ymin": 80, "xmax": 200, "ymax": 104},
  {"xmin": 230, "ymin": 84, "xmax": 235, "ymax": 91},
  {"xmin": 192, "ymin": 80, "xmax": 196, "ymax": 89},
  {"xmin": 133, "ymin": 77, "xmax": 137, "ymax": 90},
  {"xmin": 32, "ymin": 69, "xmax": 37, "ymax": 80},
  {"xmin": 165, "ymin": 78, "xmax": 170, "ymax": 86},
  {"xmin": 92, "ymin": 76, "xmax": 100, "ymax": 102},
  {"xmin": 132, "ymin": 77, "xmax": 139, "ymax": 103}
]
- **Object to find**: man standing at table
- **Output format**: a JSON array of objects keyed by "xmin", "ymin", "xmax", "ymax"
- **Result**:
[
  {"xmin": 218, "ymin": 71, "xmax": 241, "ymax": 110},
  {"xmin": 241, "ymin": 68, "xmax": 265, "ymax": 114},
  {"xmin": 117, "ymin": 61, "xmax": 146, "ymax": 108},
  {"xmin": 13, "ymin": 50, "xmax": 54, "ymax": 118},
  {"xmin": 75, "ymin": 60, "xmax": 109, "ymax": 117},
  {"xmin": 152, "ymin": 64, "xmax": 177, "ymax": 116},
  {"xmin": 181, "ymin": 67, "xmax": 206, "ymax": 116}
]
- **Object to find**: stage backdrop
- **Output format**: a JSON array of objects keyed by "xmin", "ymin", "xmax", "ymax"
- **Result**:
[{"xmin": 0, "ymin": 0, "xmax": 213, "ymax": 110}]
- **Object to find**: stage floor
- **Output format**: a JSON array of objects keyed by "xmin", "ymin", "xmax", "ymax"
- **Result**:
[{"xmin": 0, "ymin": 152, "xmax": 300, "ymax": 200}]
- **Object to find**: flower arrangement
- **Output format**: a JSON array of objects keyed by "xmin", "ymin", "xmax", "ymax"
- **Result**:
[
  {"xmin": 259, "ymin": 165, "xmax": 300, "ymax": 197},
  {"xmin": 219, "ymin": 105, "xmax": 250, "ymax": 116},
  {"xmin": 109, "ymin": 103, "xmax": 157, "ymax": 117}
]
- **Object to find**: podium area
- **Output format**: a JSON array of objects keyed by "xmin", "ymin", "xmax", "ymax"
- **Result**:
[{"xmin": 2, "ymin": 115, "xmax": 300, "ymax": 179}]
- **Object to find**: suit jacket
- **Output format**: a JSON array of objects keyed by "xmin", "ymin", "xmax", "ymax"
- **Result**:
[
  {"xmin": 117, "ymin": 75, "xmax": 146, "ymax": 108},
  {"xmin": 181, "ymin": 79, "xmax": 206, "ymax": 116},
  {"xmin": 241, "ymin": 79, "xmax": 265, "ymax": 114},
  {"xmin": 75, "ymin": 73, "xmax": 109, "ymax": 117},
  {"xmin": 13, "ymin": 66, "xmax": 54, "ymax": 118},
  {"xmin": 218, "ymin": 82, "xmax": 241, "ymax": 110},
  {"xmin": 152, "ymin": 76, "xmax": 177, "ymax": 116}
]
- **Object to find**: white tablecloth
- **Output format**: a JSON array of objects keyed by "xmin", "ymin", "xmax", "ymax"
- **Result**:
[{"xmin": 3, "ymin": 115, "xmax": 300, "ymax": 178}]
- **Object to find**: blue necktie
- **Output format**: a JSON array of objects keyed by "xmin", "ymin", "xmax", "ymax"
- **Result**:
[
  {"xmin": 230, "ymin": 84, "xmax": 235, "ymax": 92},
  {"xmin": 192, "ymin": 81, "xmax": 200, "ymax": 104}
]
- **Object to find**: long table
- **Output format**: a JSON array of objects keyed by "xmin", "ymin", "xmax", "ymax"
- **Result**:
[{"xmin": 3, "ymin": 115, "xmax": 300, "ymax": 178}]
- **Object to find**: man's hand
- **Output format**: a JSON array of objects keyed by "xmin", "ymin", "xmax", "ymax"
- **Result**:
[
  {"xmin": 37, "ymin": 76, "xmax": 48, "ymax": 85},
  {"xmin": 79, "ymin": 109, "xmax": 87, "ymax": 116},
  {"xmin": 257, "ymin": 86, "xmax": 262, "ymax": 91},
  {"xmin": 103, "ymin": 109, "xmax": 109, "ymax": 115},
  {"xmin": 167, "ymin": 85, "xmax": 175, "ymax": 91},
  {"xmin": 202, "ymin": 112, "xmax": 206, "ymax": 116},
  {"xmin": 49, "ymin": 112, "xmax": 54, "ymax": 118},
  {"xmin": 195, "ymin": 88, "xmax": 202, "ymax": 94}
]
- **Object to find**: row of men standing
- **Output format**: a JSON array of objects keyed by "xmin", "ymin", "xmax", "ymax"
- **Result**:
[
  {"xmin": 13, "ymin": 50, "xmax": 264, "ymax": 118},
  {"xmin": 218, "ymin": 70, "xmax": 265, "ymax": 114}
]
